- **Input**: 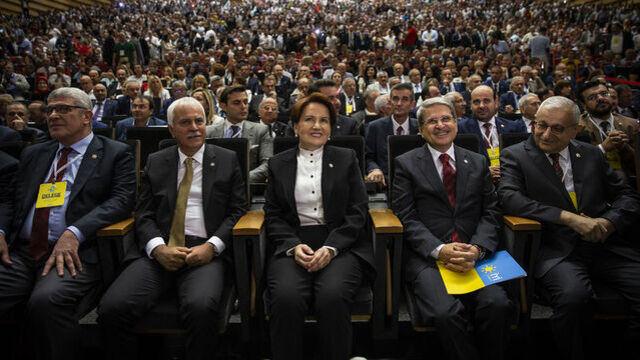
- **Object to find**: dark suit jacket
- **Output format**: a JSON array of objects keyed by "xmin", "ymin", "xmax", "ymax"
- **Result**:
[
  {"xmin": 2, "ymin": 135, "xmax": 136, "ymax": 262},
  {"xmin": 499, "ymin": 91, "xmax": 522, "ymax": 112},
  {"xmin": 498, "ymin": 137, "xmax": 640, "ymax": 278},
  {"xmin": 135, "ymin": 144, "xmax": 247, "ymax": 256},
  {"xmin": 114, "ymin": 95, "xmax": 133, "ymax": 116},
  {"xmin": 0, "ymin": 125, "xmax": 20, "ymax": 142},
  {"xmin": 17, "ymin": 126, "xmax": 48, "ymax": 143},
  {"xmin": 339, "ymin": 93, "xmax": 365, "ymax": 116},
  {"xmin": 101, "ymin": 99, "xmax": 118, "ymax": 119},
  {"xmin": 115, "ymin": 117, "xmax": 167, "ymax": 141},
  {"xmin": 457, "ymin": 116, "xmax": 527, "ymax": 158},
  {"xmin": 365, "ymin": 116, "xmax": 419, "ymax": 175},
  {"xmin": 0, "ymin": 151, "xmax": 18, "ymax": 233},
  {"xmin": 483, "ymin": 79, "xmax": 509, "ymax": 96},
  {"xmin": 264, "ymin": 145, "xmax": 374, "ymax": 273},
  {"xmin": 248, "ymin": 94, "xmax": 288, "ymax": 124},
  {"xmin": 333, "ymin": 114, "xmax": 359, "ymax": 137},
  {"xmin": 392, "ymin": 145, "xmax": 501, "ymax": 281}
]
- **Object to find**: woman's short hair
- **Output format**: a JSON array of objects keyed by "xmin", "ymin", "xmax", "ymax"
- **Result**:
[{"xmin": 290, "ymin": 93, "xmax": 336, "ymax": 128}]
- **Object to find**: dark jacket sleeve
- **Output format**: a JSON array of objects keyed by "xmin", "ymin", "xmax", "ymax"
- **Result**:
[
  {"xmin": 135, "ymin": 158, "xmax": 165, "ymax": 250},
  {"xmin": 0, "ymin": 153, "xmax": 18, "ymax": 234},
  {"xmin": 365, "ymin": 121, "xmax": 381, "ymax": 173},
  {"xmin": 468, "ymin": 155, "xmax": 502, "ymax": 253},
  {"xmin": 212, "ymin": 154, "xmax": 247, "ymax": 249}
]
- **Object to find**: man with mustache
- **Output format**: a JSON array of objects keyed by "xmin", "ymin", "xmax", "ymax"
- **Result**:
[
  {"xmin": 577, "ymin": 81, "xmax": 639, "ymax": 180},
  {"xmin": 99, "ymin": 97, "xmax": 246, "ymax": 360}
]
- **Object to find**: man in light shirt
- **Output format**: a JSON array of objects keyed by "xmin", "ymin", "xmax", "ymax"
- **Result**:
[
  {"xmin": 518, "ymin": 93, "xmax": 541, "ymax": 133},
  {"xmin": 99, "ymin": 96, "xmax": 246, "ymax": 360}
]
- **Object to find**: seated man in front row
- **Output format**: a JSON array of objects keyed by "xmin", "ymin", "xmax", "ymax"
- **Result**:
[
  {"xmin": 499, "ymin": 96, "xmax": 640, "ymax": 359},
  {"xmin": 0, "ymin": 87, "xmax": 136, "ymax": 359},
  {"xmin": 392, "ymin": 97, "xmax": 511, "ymax": 360},
  {"xmin": 98, "ymin": 97, "xmax": 247, "ymax": 360}
]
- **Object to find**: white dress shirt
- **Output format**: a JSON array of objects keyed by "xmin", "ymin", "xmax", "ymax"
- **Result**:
[
  {"xmin": 145, "ymin": 145, "xmax": 226, "ymax": 258},
  {"xmin": 295, "ymin": 147, "xmax": 325, "ymax": 226},
  {"xmin": 426, "ymin": 143, "xmax": 457, "ymax": 259},
  {"xmin": 478, "ymin": 116, "xmax": 499, "ymax": 148},
  {"xmin": 392, "ymin": 115, "xmax": 410, "ymax": 135},
  {"xmin": 545, "ymin": 146, "xmax": 575, "ymax": 193}
]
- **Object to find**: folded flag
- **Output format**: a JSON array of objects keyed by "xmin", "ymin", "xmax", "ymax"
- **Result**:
[{"xmin": 437, "ymin": 250, "xmax": 526, "ymax": 295}]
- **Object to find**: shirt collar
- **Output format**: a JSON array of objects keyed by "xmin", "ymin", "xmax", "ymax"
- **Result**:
[
  {"xmin": 589, "ymin": 113, "xmax": 614, "ymax": 126},
  {"xmin": 225, "ymin": 119, "xmax": 244, "ymax": 130},
  {"xmin": 298, "ymin": 145, "xmax": 324, "ymax": 159},
  {"xmin": 178, "ymin": 144, "xmax": 204, "ymax": 165},
  {"xmin": 59, "ymin": 132, "xmax": 94, "ymax": 156},
  {"xmin": 477, "ymin": 116, "xmax": 497, "ymax": 129},
  {"xmin": 392, "ymin": 115, "xmax": 409, "ymax": 128},
  {"xmin": 427, "ymin": 143, "xmax": 456, "ymax": 163},
  {"xmin": 545, "ymin": 145, "xmax": 570, "ymax": 161}
]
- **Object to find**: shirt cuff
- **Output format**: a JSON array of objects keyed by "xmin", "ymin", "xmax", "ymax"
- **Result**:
[
  {"xmin": 145, "ymin": 237, "xmax": 166, "ymax": 259},
  {"xmin": 598, "ymin": 144, "xmax": 606, "ymax": 153},
  {"xmin": 323, "ymin": 246, "xmax": 338, "ymax": 257},
  {"xmin": 207, "ymin": 236, "xmax": 226, "ymax": 254},
  {"xmin": 286, "ymin": 246, "xmax": 296, "ymax": 256},
  {"xmin": 67, "ymin": 226, "xmax": 85, "ymax": 243},
  {"xmin": 0, "ymin": 229, "xmax": 5, "ymax": 237},
  {"xmin": 430, "ymin": 244, "xmax": 444, "ymax": 259}
]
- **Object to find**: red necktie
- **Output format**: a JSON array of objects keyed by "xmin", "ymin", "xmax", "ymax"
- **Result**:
[
  {"xmin": 549, "ymin": 153, "xmax": 563, "ymax": 181},
  {"xmin": 483, "ymin": 122, "xmax": 492, "ymax": 149},
  {"xmin": 29, "ymin": 147, "xmax": 72, "ymax": 260},
  {"xmin": 440, "ymin": 153, "xmax": 460, "ymax": 242}
]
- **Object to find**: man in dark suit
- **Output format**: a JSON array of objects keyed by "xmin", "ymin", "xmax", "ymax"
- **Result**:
[
  {"xmin": 0, "ymin": 87, "xmax": 136, "ymax": 360},
  {"xmin": 499, "ymin": 76, "xmax": 526, "ymax": 118},
  {"xmin": 258, "ymin": 97, "xmax": 292, "ymax": 138},
  {"xmin": 393, "ymin": 97, "xmax": 510, "ymax": 360},
  {"xmin": 498, "ymin": 96, "xmax": 640, "ymax": 359},
  {"xmin": 115, "ymin": 95, "xmax": 167, "ymax": 141},
  {"xmin": 248, "ymin": 76, "xmax": 288, "ymax": 124},
  {"xmin": 309, "ymin": 79, "xmax": 358, "ymax": 136},
  {"xmin": 0, "ymin": 125, "xmax": 20, "ymax": 142},
  {"xmin": 365, "ymin": 82, "xmax": 419, "ymax": 186},
  {"xmin": 339, "ymin": 77, "xmax": 364, "ymax": 116},
  {"xmin": 5, "ymin": 102, "xmax": 48, "ymax": 143},
  {"xmin": 483, "ymin": 66, "xmax": 509, "ymax": 97},
  {"xmin": 113, "ymin": 80, "xmax": 141, "ymax": 117},
  {"xmin": 99, "ymin": 96, "xmax": 247, "ymax": 360},
  {"xmin": 91, "ymin": 83, "xmax": 117, "ymax": 126},
  {"xmin": 458, "ymin": 85, "xmax": 527, "ymax": 182}
]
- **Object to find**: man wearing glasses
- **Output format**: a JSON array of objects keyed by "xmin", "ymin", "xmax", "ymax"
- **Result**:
[
  {"xmin": 499, "ymin": 96, "xmax": 640, "ymax": 359},
  {"xmin": 577, "ymin": 81, "xmax": 639, "ymax": 181},
  {"xmin": 0, "ymin": 87, "xmax": 136, "ymax": 359},
  {"xmin": 393, "ymin": 97, "xmax": 510, "ymax": 360}
]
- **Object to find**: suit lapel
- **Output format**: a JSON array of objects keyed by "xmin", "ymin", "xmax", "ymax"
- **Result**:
[
  {"xmin": 416, "ymin": 146, "xmax": 450, "ymax": 206},
  {"xmin": 202, "ymin": 145, "xmax": 217, "ymax": 218},
  {"xmin": 568, "ymin": 141, "xmax": 584, "ymax": 211},
  {"xmin": 207, "ymin": 123, "xmax": 224, "ymax": 138},
  {"xmin": 453, "ymin": 146, "xmax": 469, "ymax": 212},
  {"xmin": 281, "ymin": 149, "xmax": 298, "ymax": 218},
  {"xmin": 321, "ymin": 147, "xmax": 335, "ymax": 221},
  {"xmin": 243, "ymin": 121, "xmax": 256, "ymax": 144},
  {"xmin": 409, "ymin": 118, "xmax": 419, "ymax": 134},
  {"xmin": 24, "ymin": 142, "xmax": 58, "ymax": 213},
  {"xmin": 524, "ymin": 137, "xmax": 573, "ymax": 206},
  {"xmin": 69, "ymin": 136, "xmax": 103, "ymax": 204}
]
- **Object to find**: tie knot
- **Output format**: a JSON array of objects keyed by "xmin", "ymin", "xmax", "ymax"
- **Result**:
[
  {"xmin": 439, "ymin": 153, "xmax": 450, "ymax": 164},
  {"xmin": 483, "ymin": 122, "xmax": 492, "ymax": 130},
  {"xmin": 600, "ymin": 121, "xmax": 610, "ymax": 134},
  {"xmin": 184, "ymin": 157, "xmax": 193, "ymax": 166},
  {"xmin": 60, "ymin": 147, "xmax": 73, "ymax": 158},
  {"xmin": 230, "ymin": 125, "xmax": 239, "ymax": 136},
  {"xmin": 549, "ymin": 153, "xmax": 560, "ymax": 161},
  {"xmin": 396, "ymin": 126, "xmax": 404, "ymax": 135}
]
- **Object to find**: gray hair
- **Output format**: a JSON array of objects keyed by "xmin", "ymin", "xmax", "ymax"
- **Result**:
[
  {"xmin": 376, "ymin": 70, "xmax": 388, "ymax": 78},
  {"xmin": 167, "ymin": 97, "xmax": 205, "ymax": 126},
  {"xmin": 374, "ymin": 94, "xmax": 390, "ymax": 113},
  {"xmin": 172, "ymin": 80, "xmax": 187, "ymax": 88},
  {"xmin": 124, "ymin": 79, "xmax": 141, "ymax": 89},
  {"xmin": 518, "ymin": 93, "xmax": 539, "ymax": 111},
  {"xmin": 48, "ymin": 87, "xmax": 92, "ymax": 109},
  {"xmin": 536, "ymin": 96, "xmax": 580, "ymax": 125},
  {"xmin": 362, "ymin": 88, "xmax": 380, "ymax": 102},
  {"xmin": 417, "ymin": 97, "xmax": 456, "ymax": 127},
  {"xmin": 443, "ymin": 91, "xmax": 462, "ymax": 104},
  {"xmin": 259, "ymin": 96, "xmax": 278, "ymax": 110}
]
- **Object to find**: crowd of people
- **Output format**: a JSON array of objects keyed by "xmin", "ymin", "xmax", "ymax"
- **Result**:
[{"xmin": 1, "ymin": 0, "xmax": 640, "ymax": 360}]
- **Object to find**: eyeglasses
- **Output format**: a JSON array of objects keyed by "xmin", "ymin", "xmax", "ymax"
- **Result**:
[
  {"xmin": 43, "ymin": 105, "xmax": 87, "ymax": 115},
  {"xmin": 424, "ymin": 115, "xmax": 455, "ymax": 126},
  {"xmin": 585, "ymin": 91, "xmax": 610, "ymax": 102},
  {"xmin": 535, "ymin": 121, "xmax": 577, "ymax": 135},
  {"xmin": 7, "ymin": 111, "xmax": 26, "ymax": 117}
]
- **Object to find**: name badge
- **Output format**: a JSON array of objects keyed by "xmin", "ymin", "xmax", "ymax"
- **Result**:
[
  {"xmin": 606, "ymin": 150, "xmax": 622, "ymax": 170},
  {"xmin": 487, "ymin": 147, "xmax": 500, "ymax": 167},
  {"xmin": 119, "ymin": 50, "xmax": 125, "ymax": 56},
  {"xmin": 35, "ymin": 181, "xmax": 67, "ymax": 209},
  {"xmin": 346, "ymin": 103, "xmax": 353, "ymax": 115},
  {"xmin": 569, "ymin": 191, "xmax": 578, "ymax": 210}
]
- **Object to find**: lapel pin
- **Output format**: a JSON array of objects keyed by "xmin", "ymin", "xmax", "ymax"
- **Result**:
[
  {"xmin": 500, "ymin": 124, "xmax": 505, "ymax": 127},
  {"xmin": 91, "ymin": 154, "xmax": 97, "ymax": 159},
  {"xmin": 464, "ymin": 159, "xmax": 468, "ymax": 164},
  {"xmin": 329, "ymin": 163, "xmax": 334, "ymax": 168},
  {"xmin": 210, "ymin": 162, "xmax": 215, "ymax": 166},
  {"xmin": 576, "ymin": 153, "xmax": 581, "ymax": 158}
]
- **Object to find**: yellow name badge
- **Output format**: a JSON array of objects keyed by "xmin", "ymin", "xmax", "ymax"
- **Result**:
[
  {"xmin": 35, "ymin": 182, "xmax": 67, "ymax": 209},
  {"xmin": 606, "ymin": 151, "xmax": 622, "ymax": 170},
  {"xmin": 345, "ymin": 103, "xmax": 353, "ymax": 115},
  {"xmin": 569, "ymin": 191, "xmax": 578, "ymax": 210},
  {"xmin": 487, "ymin": 147, "xmax": 500, "ymax": 167}
]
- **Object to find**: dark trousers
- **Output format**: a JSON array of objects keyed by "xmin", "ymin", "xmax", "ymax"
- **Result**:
[
  {"xmin": 412, "ymin": 264, "xmax": 513, "ymax": 360},
  {"xmin": 98, "ymin": 256, "xmax": 225, "ymax": 360},
  {"xmin": 0, "ymin": 247, "xmax": 101, "ymax": 360},
  {"xmin": 539, "ymin": 242, "xmax": 640, "ymax": 360},
  {"xmin": 267, "ymin": 227, "xmax": 364, "ymax": 360}
]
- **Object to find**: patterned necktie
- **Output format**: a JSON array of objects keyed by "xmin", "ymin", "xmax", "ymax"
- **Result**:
[
  {"xmin": 483, "ymin": 122, "xmax": 492, "ymax": 148},
  {"xmin": 440, "ymin": 153, "xmax": 460, "ymax": 242},
  {"xmin": 168, "ymin": 157, "xmax": 193, "ymax": 248},
  {"xmin": 600, "ymin": 121, "xmax": 610, "ymax": 136},
  {"xmin": 30, "ymin": 147, "xmax": 73, "ymax": 260},
  {"xmin": 549, "ymin": 153, "xmax": 564, "ymax": 181},
  {"xmin": 227, "ymin": 125, "xmax": 240, "ymax": 138},
  {"xmin": 396, "ymin": 126, "xmax": 404, "ymax": 135}
]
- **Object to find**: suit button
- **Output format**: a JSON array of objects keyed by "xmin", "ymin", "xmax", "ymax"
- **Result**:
[
  {"xmin": 310, "ymin": 175, "xmax": 313, "ymax": 178},
  {"xmin": 313, "ymin": 208, "xmax": 317, "ymax": 211}
]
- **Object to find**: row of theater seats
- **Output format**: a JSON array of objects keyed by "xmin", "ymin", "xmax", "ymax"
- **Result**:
[{"xmin": 1, "ymin": 131, "xmax": 638, "ymax": 356}]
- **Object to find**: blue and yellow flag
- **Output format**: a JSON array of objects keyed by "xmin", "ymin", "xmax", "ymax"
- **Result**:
[{"xmin": 437, "ymin": 250, "xmax": 526, "ymax": 295}]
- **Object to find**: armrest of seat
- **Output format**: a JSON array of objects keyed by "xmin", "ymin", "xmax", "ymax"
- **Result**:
[
  {"xmin": 97, "ymin": 217, "xmax": 135, "ymax": 237},
  {"xmin": 233, "ymin": 210, "xmax": 265, "ymax": 236},
  {"xmin": 503, "ymin": 215, "xmax": 541, "ymax": 231},
  {"xmin": 369, "ymin": 208, "xmax": 403, "ymax": 234}
]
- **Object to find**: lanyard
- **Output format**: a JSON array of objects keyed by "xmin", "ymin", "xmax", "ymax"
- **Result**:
[
  {"xmin": 50, "ymin": 150, "xmax": 82, "ymax": 183},
  {"xmin": 587, "ymin": 114, "xmax": 612, "ymax": 140},
  {"xmin": 481, "ymin": 124, "xmax": 497, "ymax": 148}
]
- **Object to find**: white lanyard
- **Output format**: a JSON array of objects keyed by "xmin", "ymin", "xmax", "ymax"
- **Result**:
[
  {"xmin": 481, "ymin": 123, "xmax": 496, "ymax": 147},
  {"xmin": 50, "ymin": 150, "xmax": 82, "ymax": 182},
  {"xmin": 587, "ymin": 114, "xmax": 612, "ymax": 140}
]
